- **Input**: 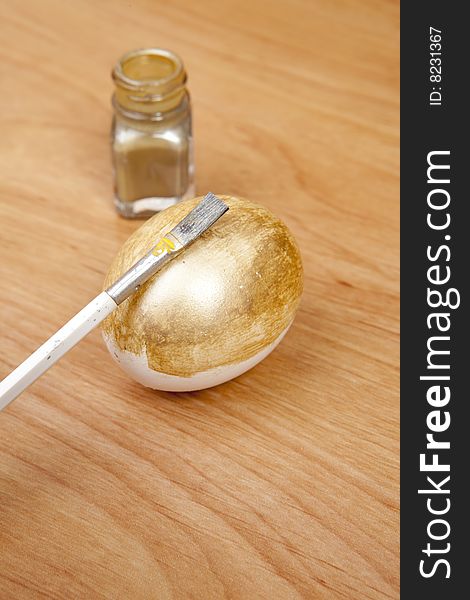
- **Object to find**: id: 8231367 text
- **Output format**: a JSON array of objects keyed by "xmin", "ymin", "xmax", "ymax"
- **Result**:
[{"xmin": 429, "ymin": 26, "xmax": 443, "ymax": 106}]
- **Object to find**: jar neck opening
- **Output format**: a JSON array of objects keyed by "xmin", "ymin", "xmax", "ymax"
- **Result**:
[{"xmin": 112, "ymin": 48, "xmax": 187, "ymax": 115}]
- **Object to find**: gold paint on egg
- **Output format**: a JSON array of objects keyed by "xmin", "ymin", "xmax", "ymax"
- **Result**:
[{"xmin": 102, "ymin": 196, "xmax": 303, "ymax": 377}]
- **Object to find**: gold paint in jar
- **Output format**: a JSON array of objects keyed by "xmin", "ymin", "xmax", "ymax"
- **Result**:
[{"xmin": 111, "ymin": 48, "xmax": 195, "ymax": 218}]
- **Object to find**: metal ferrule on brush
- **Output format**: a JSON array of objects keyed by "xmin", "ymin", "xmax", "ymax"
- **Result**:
[
  {"xmin": 106, "ymin": 193, "xmax": 228, "ymax": 305},
  {"xmin": 105, "ymin": 233, "xmax": 182, "ymax": 305}
]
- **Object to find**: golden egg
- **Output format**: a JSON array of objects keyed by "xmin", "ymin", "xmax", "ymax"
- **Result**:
[{"xmin": 102, "ymin": 195, "xmax": 303, "ymax": 391}]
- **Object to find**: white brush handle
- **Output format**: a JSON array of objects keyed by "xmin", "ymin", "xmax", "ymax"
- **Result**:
[{"xmin": 0, "ymin": 291, "xmax": 117, "ymax": 411}]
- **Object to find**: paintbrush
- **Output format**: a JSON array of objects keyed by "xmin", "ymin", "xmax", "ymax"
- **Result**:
[{"xmin": 0, "ymin": 193, "xmax": 228, "ymax": 410}]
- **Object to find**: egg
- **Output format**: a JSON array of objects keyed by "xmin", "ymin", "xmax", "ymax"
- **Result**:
[{"xmin": 102, "ymin": 195, "xmax": 303, "ymax": 391}]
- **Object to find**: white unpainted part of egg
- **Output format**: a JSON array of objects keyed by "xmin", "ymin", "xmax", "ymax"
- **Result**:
[{"xmin": 102, "ymin": 324, "xmax": 290, "ymax": 392}]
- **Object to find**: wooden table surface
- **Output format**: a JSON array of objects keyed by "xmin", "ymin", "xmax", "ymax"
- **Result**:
[{"xmin": 0, "ymin": 1, "xmax": 399, "ymax": 598}]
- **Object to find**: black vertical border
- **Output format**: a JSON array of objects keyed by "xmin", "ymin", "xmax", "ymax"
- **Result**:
[{"xmin": 401, "ymin": 3, "xmax": 468, "ymax": 598}]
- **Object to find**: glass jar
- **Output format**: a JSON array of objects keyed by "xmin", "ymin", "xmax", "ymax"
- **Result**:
[{"xmin": 111, "ymin": 48, "xmax": 195, "ymax": 218}]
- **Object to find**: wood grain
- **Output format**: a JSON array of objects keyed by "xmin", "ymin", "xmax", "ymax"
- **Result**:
[{"xmin": 0, "ymin": 0, "xmax": 399, "ymax": 598}]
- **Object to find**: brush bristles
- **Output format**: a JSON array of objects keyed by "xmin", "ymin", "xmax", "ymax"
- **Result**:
[{"xmin": 170, "ymin": 193, "xmax": 229, "ymax": 246}]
